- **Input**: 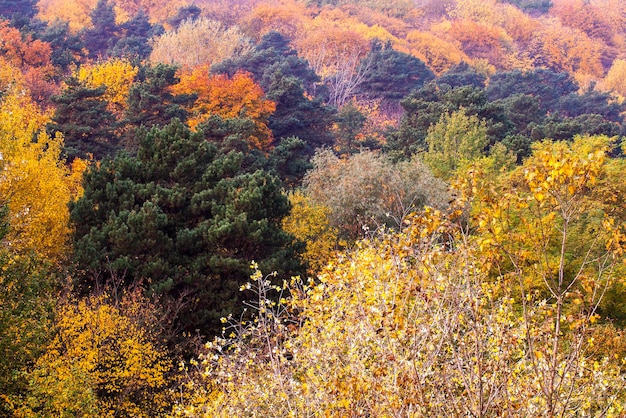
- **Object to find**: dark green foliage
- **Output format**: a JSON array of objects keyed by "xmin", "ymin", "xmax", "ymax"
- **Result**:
[
  {"xmin": 70, "ymin": 120, "xmax": 304, "ymax": 336},
  {"xmin": 0, "ymin": 256, "xmax": 55, "ymax": 415},
  {"xmin": 265, "ymin": 73, "xmax": 335, "ymax": 151},
  {"xmin": 40, "ymin": 20, "xmax": 85, "ymax": 74},
  {"xmin": 0, "ymin": 0, "xmax": 37, "ymax": 21},
  {"xmin": 388, "ymin": 83, "xmax": 511, "ymax": 158},
  {"xmin": 200, "ymin": 117, "xmax": 312, "ymax": 186},
  {"xmin": 498, "ymin": 93, "xmax": 543, "ymax": 136},
  {"xmin": 266, "ymin": 136, "xmax": 312, "ymax": 187},
  {"xmin": 499, "ymin": 0, "xmax": 552, "ymax": 15},
  {"xmin": 557, "ymin": 88, "xmax": 624, "ymax": 122},
  {"xmin": 48, "ymin": 77, "xmax": 118, "ymax": 160},
  {"xmin": 82, "ymin": 0, "xmax": 118, "ymax": 59},
  {"xmin": 109, "ymin": 10, "xmax": 163, "ymax": 61},
  {"xmin": 501, "ymin": 134, "xmax": 533, "ymax": 162},
  {"xmin": 437, "ymin": 62, "xmax": 486, "ymax": 89},
  {"xmin": 212, "ymin": 32, "xmax": 334, "ymax": 153},
  {"xmin": 124, "ymin": 63, "xmax": 190, "ymax": 139},
  {"xmin": 213, "ymin": 32, "xmax": 320, "ymax": 94},
  {"xmin": 487, "ymin": 69, "xmax": 578, "ymax": 113},
  {"xmin": 167, "ymin": 5, "xmax": 201, "ymax": 29},
  {"xmin": 358, "ymin": 39, "xmax": 435, "ymax": 101},
  {"xmin": 333, "ymin": 100, "xmax": 368, "ymax": 155},
  {"xmin": 530, "ymin": 114, "xmax": 622, "ymax": 142}
]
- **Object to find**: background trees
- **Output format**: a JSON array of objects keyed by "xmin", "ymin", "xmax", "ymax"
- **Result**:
[
  {"xmin": 149, "ymin": 18, "xmax": 252, "ymax": 68},
  {"xmin": 303, "ymin": 149, "xmax": 448, "ymax": 239}
]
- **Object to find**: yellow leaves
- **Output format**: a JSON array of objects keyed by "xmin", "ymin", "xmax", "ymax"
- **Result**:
[
  {"xmin": 523, "ymin": 137, "xmax": 608, "ymax": 209},
  {"xmin": 0, "ymin": 78, "xmax": 77, "ymax": 262},
  {"xmin": 77, "ymin": 59, "xmax": 139, "ymax": 114},
  {"xmin": 282, "ymin": 192, "xmax": 340, "ymax": 275},
  {"xmin": 26, "ymin": 292, "xmax": 172, "ymax": 417},
  {"xmin": 150, "ymin": 18, "xmax": 252, "ymax": 68}
]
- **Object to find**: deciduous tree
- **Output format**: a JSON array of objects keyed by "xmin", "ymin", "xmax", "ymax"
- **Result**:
[
  {"xmin": 171, "ymin": 66, "xmax": 275, "ymax": 150},
  {"xmin": 149, "ymin": 18, "xmax": 252, "ymax": 68}
]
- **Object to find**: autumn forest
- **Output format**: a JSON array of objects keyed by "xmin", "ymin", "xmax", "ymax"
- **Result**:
[{"xmin": 2, "ymin": 0, "xmax": 626, "ymax": 415}]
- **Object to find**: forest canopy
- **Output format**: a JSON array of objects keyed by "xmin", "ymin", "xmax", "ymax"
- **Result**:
[{"xmin": 2, "ymin": 0, "xmax": 626, "ymax": 416}]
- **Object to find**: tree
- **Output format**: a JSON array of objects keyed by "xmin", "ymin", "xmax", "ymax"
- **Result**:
[
  {"xmin": 40, "ymin": 19, "xmax": 85, "ymax": 74},
  {"xmin": 0, "ymin": 248, "xmax": 57, "ymax": 416},
  {"xmin": 405, "ymin": 30, "xmax": 470, "ymax": 75},
  {"xmin": 358, "ymin": 39, "xmax": 435, "ymax": 101},
  {"xmin": 602, "ymin": 58, "xmax": 626, "ymax": 98},
  {"xmin": 0, "ymin": 0, "xmax": 37, "ymax": 21},
  {"xmin": 22, "ymin": 293, "xmax": 172, "ymax": 417},
  {"xmin": 109, "ymin": 9, "xmax": 163, "ymax": 61},
  {"xmin": 303, "ymin": 149, "xmax": 449, "ymax": 239},
  {"xmin": 487, "ymin": 69, "xmax": 578, "ymax": 113},
  {"xmin": 0, "ymin": 21, "xmax": 55, "ymax": 105},
  {"xmin": 48, "ymin": 77, "xmax": 118, "ymax": 160},
  {"xmin": 149, "ymin": 18, "xmax": 252, "ymax": 68},
  {"xmin": 124, "ymin": 63, "xmax": 189, "ymax": 134},
  {"xmin": 171, "ymin": 138, "xmax": 626, "ymax": 417},
  {"xmin": 282, "ymin": 191, "xmax": 338, "ymax": 274},
  {"xmin": 171, "ymin": 66, "xmax": 276, "ymax": 150},
  {"xmin": 37, "ymin": 0, "xmax": 97, "ymax": 32},
  {"xmin": 388, "ymin": 83, "xmax": 511, "ymax": 159},
  {"xmin": 82, "ymin": 0, "xmax": 119, "ymax": 59},
  {"xmin": 500, "ymin": 0, "xmax": 552, "ymax": 15},
  {"xmin": 0, "ymin": 71, "xmax": 79, "ymax": 261},
  {"xmin": 213, "ymin": 32, "xmax": 335, "ymax": 153},
  {"xmin": 423, "ymin": 108, "xmax": 489, "ymax": 179},
  {"xmin": 437, "ymin": 61, "xmax": 486, "ymax": 89},
  {"xmin": 166, "ymin": 4, "xmax": 201, "ymax": 29},
  {"xmin": 296, "ymin": 25, "xmax": 371, "ymax": 107},
  {"xmin": 531, "ymin": 18, "xmax": 605, "ymax": 78},
  {"xmin": 70, "ymin": 120, "xmax": 304, "ymax": 336},
  {"xmin": 77, "ymin": 58, "xmax": 139, "ymax": 115},
  {"xmin": 447, "ymin": 20, "xmax": 512, "ymax": 69},
  {"xmin": 464, "ymin": 136, "xmax": 626, "ymax": 415}
]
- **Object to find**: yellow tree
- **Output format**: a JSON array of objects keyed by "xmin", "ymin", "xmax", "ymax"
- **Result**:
[
  {"xmin": 0, "ymin": 61, "xmax": 82, "ymax": 262},
  {"xmin": 465, "ymin": 135, "xmax": 626, "ymax": 416},
  {"xmin": 21, "ymin": 293, "xmax": 172, "ymax": 417},
  {"xmin": 77, "ymin": 58, "xmax": 139, "ymax": 115},
  {"xmin": 37, "ymin": 0, "xmax": 99, "ymax": 31},
  {"xmin": 282, "ymin": 191, "xmax": 338, "ymax": 274},
  {"xmin": 405, "ymin": 30, "xmax": 470, "ymax": 75},
  {"xmin": 239, "ymin": 0, "xmax": 309, "ymax": 41},
  {"xmin": 172, "ymin": 137, "xmax": 626, "ymax": 417},
  {"xmin": 601, "ymin": 58, "xmax": 626, "ymax": 99}
]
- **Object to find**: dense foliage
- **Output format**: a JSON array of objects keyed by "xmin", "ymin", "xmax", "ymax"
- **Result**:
[{"xmin": 2, "ymin": 0, "xmax": 626, "ymax": 415}]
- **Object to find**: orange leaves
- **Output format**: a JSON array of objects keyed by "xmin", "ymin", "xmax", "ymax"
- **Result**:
[
  {"xmin": 172, "ymin": 66, "xmax": 276, "ymax": 150},
  {"xmin": 240, "ymin": 0, "xmax": 309, "ymax": 41},
  {"xmin": 534, "ymin": 19, "xmax": 605, "ymax": 79},
  {"xmin": 0, "ymin": 21, "xmax": 55, "ymax": 104},
  {"xmin": 447, "ymin": 20, "xmax": 512, "ymax": 69},
  {"xmin": 406, "ymin": 30, "xmax": 469, "ymax": 75}
]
